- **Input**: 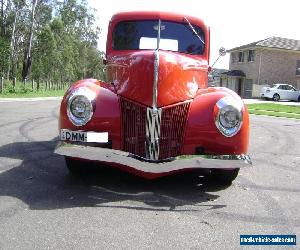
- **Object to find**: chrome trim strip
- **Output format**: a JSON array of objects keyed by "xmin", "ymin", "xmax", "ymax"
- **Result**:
[
  {"xmin": 156, "ymin": 19, "xmax": 161, "ymax": 50},
  {"xmin": 153, "ymin": 19, "xmax": 161, "ymax": 110},
  {"xmin": 145, "ymin": 107, "xmax": 162, "ymax": 160},
  {"xmin": 147, "ymin": 19, "xmax": 161, "ymax": 160},
  {"xmin": 153, "ymin": 48, "xmax": 159, "ymax": 110},
  {"xmin": 55, "ymin": 142, "xmax": 252, "ymax": 173}
]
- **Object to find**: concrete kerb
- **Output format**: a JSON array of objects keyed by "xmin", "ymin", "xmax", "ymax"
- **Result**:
[
  {"xmin": 243, "ymin": 98, "xmax": 300, "ymax": 106},
  {"xmin": 0, "ymin": 97, "xmax": 63, "ymax": 102}
]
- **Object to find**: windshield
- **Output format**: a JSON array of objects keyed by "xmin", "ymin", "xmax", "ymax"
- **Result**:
[{"xmin": 112, "ymin": 20, "xmax": 205, "ymax": 55}]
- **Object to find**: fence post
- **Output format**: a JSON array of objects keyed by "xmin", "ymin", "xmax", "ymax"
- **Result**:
[
  {"xmin": 0, "ymin": 77, "xmax": 3, "ymax": 93},
  {"xmin": 32, "ymin": 79, "xmax": 34, "ymax": 90},
  {"xmin": 13, "ymin": 77, "xmax": 16, "ymax": 90}
]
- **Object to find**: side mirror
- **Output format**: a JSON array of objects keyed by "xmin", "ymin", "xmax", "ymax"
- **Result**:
[
  {"xmin": 211, "ymin": 47, "xmax": 227, "ymax": 68},
  {"xmin": 219, "ymin": 47, "xmax": 226, "ymax": 57}
]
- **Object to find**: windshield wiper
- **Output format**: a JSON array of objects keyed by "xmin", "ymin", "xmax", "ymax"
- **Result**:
[{"xmin": 183, "ymin": 16, "xmax": 205, "ymax": 45}]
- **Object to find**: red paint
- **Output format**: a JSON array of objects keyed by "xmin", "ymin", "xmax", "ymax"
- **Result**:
[
  {"xmin": 183, "ymin": 87, "xmax": 249, "ymax": 155},
  {"xmin": 60, "ymin": 79, "xmax": 121, "ymax": 150},
  {"xmin": 106, "ymin": 11, "xmax": 210, "ymax": 107},
  {"xmin": 106, "ymin": 50, "xmax": 208, "ymax": 107}
]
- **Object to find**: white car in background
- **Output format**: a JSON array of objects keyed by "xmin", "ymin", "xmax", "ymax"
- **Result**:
[{"xmin": 261, "ymin": 84, "xmax": 300, "ymax": 102}]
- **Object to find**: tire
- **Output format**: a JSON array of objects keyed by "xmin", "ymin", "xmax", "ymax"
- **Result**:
[
  {"xmin": 210, "ymin": 168, "xmax": 240, "ymax": 185},
  {"xmin": 298, "ymin": 95, "xmax": 300, "ymax": 102},
  {"xmin": 65, "ymin": 157, "xmax": 86, "ymax": 176},
  {"xmin": 272, "ymin": 93, "xmax": 280, "ymax": 101}
]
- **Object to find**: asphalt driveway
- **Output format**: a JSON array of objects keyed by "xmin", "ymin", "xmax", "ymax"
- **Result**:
[{"xmin": 0, "ymin": 99, "xmax": 299, "ymax": 249}]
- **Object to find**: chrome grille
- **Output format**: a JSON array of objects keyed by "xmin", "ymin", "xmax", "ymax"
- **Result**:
[
  {"xmin": 120, "ymin": 98, "xmax": 190, "ymax": 160},
  {"xmin": 120, "ymin": 98, "xmax": 147, "ymax": 158},
  {"xmin": 159, "ymin": 102, "xmax": 190, "ymax": 159}
]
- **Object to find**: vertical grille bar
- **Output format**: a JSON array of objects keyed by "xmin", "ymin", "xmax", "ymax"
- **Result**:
[
  {"xmin": 145, "ymin": 107, "xmax": 162, "ymax": 160},
  {"xmin": 121, "ymin": 97, "xmax": 190, "ymax": 160}
]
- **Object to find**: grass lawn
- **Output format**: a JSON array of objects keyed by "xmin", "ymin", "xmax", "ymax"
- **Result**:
[
  {"xmin": 0, "ymin": 89, "xmax": 66, "ymax": 98},
  {"xmin": 247, "ymin": 103, "xmax": 300, "ymax": 114},
  {"xmin": 0, "ymin": 79, "xmax": 69, "ymax": 98},
  {"xmin": 247, "ymin": 103, "xmax": 300, "ymax": 119}
]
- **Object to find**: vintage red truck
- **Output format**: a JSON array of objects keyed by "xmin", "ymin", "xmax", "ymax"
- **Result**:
[{"xmin": 55, "ymin": 11, "xmax": 252, "ymax": 184}]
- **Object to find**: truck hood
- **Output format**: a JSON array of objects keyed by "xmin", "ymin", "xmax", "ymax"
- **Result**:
[{"xmin": 107, "ymin": 50, "xmax": 208, "ymax": 107}]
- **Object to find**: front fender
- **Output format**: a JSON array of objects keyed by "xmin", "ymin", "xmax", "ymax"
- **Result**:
[
  {"xmin": 183, "ymin": 87, "xmax": 249, "ymax": 155},
  {"xmin": 59, "ymin": 79, "xmax": 121, "ymax": 150}
]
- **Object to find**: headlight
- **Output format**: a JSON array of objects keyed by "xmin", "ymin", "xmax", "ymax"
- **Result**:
[
  {"xmin": 67, "ymin": 87, "xmax": 95, "ymax": 126},
  {"xmin": 214, "ymin": 97, "xmax": 243, "ymax": 137}
]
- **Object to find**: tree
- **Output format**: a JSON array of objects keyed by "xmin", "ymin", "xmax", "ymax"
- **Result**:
[
  {"xmin": 0, "ymin": 38, "xmax": 10, "ymax": 76},
  {"xmin": 1, "ymin": 0, "xmax": 104, "ymax": 84}
]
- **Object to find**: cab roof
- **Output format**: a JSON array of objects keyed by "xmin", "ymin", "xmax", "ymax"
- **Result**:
[
  {"xmin": 110, "ymin": 11, "xmax": 208, "ymax": 30},
  {"xmin": 106, "ymin": 11, "xmax": 210, "ymax": 60}
]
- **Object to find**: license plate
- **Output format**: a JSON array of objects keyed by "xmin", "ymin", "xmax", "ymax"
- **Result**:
[{"xmin": 60, "ymin": 129, "xmax": 108, "ymax": 143}]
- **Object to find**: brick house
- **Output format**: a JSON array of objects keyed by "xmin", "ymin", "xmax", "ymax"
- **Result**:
[{"xmin": 220, "ymin": 37, "xmax": 300, "ymax": 98}]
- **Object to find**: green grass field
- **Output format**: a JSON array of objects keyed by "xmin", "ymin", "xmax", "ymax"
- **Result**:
[
  {"xmin": 247, "ymin": 103, "xmax": 300, "ymax": 114},
  {"xmin": 0, "ymin": 80, "xmax": 68, "ymax": 98},
  {"xmin": 247, "ymin": 103, "xmax": 300, "ymax": 119},
  {"xmin": 0, "ymin": 89, "xmax": 66, "ymax": 98}
]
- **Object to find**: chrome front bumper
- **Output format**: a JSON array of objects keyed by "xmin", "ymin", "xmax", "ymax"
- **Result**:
[{"xmin": 54, "ymin": 142, "xmax": 252, "ymax": 173}]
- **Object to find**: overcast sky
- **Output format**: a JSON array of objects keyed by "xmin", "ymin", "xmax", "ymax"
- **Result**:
[{"xmin": 88, "ymin": 0, "xmax": 300, "ymax": 69}]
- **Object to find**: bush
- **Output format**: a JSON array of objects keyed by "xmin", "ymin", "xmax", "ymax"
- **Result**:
[{"xmin": 6, "ymin": 84, "xmax": 16, "ymax": 94}]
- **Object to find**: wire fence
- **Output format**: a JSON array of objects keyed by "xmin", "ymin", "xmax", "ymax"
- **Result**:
[{"xmin": 0, "ymin": 76, "xmax": 70, "ymax": 94}]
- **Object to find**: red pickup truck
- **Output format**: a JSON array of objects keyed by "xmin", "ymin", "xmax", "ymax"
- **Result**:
[{"xmin": 55, "ymin": 11, "xmax": 251, "ymax": 184}]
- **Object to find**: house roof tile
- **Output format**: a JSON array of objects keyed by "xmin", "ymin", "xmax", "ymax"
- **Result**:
[{"xmin": 228, "ymin": 37, "xmax": 300, "ymax": 52}]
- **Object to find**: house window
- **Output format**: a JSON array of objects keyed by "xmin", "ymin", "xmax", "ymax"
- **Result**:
[
  {"xmin": 231, "ymin": 53, "xmax": 235, "ymax": 63},
  {"xmin": 296, "ymin": 60, "xmax": 300, "ymax": 75},
  {"xmin": 248, "ymin": 50, "xmax": 254, "ymax": 62},
  {"xmin": 238, "ymin": 51, "xmax": 244, "ymax": 62}
]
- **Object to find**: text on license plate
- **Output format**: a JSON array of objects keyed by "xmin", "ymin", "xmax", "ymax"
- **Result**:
[{"xmin": 60, "ymin": 129, "xmax": 108, "ymax": 143}]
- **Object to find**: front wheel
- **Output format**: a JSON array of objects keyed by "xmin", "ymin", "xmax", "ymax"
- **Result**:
[
  {"xmin": 65, "ymin": 157, "xmax": 86, "ymax": 176},
  {"xmin": 298, "ymin": 95, "xmax": 300, "ymax": 102},
  {"xmin": 210, "ymin": 168, "xmax": 240, "ymax": 184},
  {"xmin": 273, "ymin": 93, "xmax": 280, "ymax": 101}
]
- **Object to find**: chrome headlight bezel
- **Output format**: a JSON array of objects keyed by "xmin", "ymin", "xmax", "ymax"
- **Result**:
[
  {"xmin": 67, "ymin": 87, "xmax": 96, "ymax": 126},
  {"xmin": 214, "ymin": 96, "xmax": 243, "ymax": 137}
]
